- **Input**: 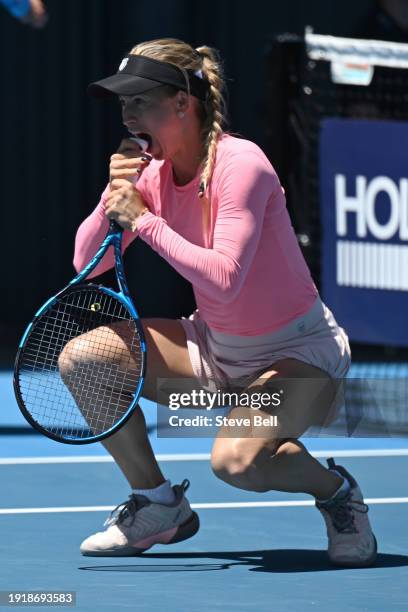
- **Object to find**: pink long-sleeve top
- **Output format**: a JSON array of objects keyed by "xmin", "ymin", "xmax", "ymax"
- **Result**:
[{"xmin": 74, "ymin": 133, "xmax": 318, "ymax": 335}]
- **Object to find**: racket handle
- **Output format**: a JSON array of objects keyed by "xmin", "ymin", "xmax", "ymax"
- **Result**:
[
  {"xmin": 109, "ymin": 135, "xmax": 151, "ymax": 234},
  {"xmin": 109, "ymin": 219, "xmax": 123, "ymax": 233},
  {"xmin": 108, "ymin": 165, "xmax": 143, "ymax": 234}
]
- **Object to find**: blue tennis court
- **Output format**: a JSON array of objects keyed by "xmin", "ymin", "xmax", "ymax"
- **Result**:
[{"xmin": 1, "ymin": 367, "xmax": 408, "ymax": 612}]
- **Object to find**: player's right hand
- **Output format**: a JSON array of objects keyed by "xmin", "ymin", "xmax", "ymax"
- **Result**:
[{"xmin": 109, "ymin": 138, "xmax": 152, "ymax": 187}]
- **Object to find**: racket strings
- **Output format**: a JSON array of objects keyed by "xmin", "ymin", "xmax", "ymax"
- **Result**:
[
  {"xmin": 60, "ymin": 359, "xmax": 140, "ymax": 428},
  {"xmin": 21, "ymin": 335, "xmax": 141, "ymax": 436},
  {"xmin": 17, "ymin": 287, "xmax": 144, "ymax": 439}
]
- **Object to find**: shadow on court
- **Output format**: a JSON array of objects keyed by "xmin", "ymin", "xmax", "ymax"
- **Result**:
[{"xmin": 79, "ymin": 549, "xmax": 408, "ymax": 574}]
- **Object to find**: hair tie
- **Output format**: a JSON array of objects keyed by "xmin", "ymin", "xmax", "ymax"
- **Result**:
[{"xmin": 198, "ymin": 181, "xmax": 206, "ymax": 198}]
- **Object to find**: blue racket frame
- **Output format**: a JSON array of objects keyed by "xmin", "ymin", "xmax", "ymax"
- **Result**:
[{"xmin": 14, "ymin": 221, "xmax": 147, "ymax": 444}]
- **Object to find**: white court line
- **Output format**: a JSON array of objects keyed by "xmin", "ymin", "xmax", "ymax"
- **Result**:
[
  {"xmin": 0, "ymin": 453, "xmax": 209, "ymax": 465},
  {"xmin": 1, "ymin": 448, "xmax": 408, "ymax": 465},
  {"xmin": 1, "ymin": 497, "xmax": 408, "ymax": 515}
]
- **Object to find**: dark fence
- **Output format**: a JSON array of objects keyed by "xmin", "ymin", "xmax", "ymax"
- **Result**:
[{"xmin": 0, "ymin": 0, "xmax": 371, "ymax": 354}]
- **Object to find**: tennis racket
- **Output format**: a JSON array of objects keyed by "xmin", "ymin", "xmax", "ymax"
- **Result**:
[{"xmin": 13, "ymin": 137, "xmax": 149, "ymax": 444}]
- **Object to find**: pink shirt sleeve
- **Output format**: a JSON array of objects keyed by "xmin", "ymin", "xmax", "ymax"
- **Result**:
[
  {"xmin": 73, "ymin": 184, "xmax": 139, "ymax": 277},
  {"xmin": 136, "ymin": 152, "xmax": 277, "ymax": 304}
]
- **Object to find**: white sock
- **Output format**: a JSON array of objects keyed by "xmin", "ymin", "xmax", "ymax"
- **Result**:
[
  {"xmin": 132, "ymin": 479, "xmax": 176, "ymax": 505},
  {"xmin": 317, "ymin": 471, "xmax": 350, "ymax": 504}
]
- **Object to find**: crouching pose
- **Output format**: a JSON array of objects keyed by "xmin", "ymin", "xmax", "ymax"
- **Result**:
[{"xmin": 68, "ymin": 38, "xmax": 377, "ymax": 567}]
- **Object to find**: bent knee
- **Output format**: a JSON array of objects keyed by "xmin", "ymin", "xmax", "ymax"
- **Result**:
[
  {"xmin": 57, "ymin": 326, "xmax": 127, "ymax": 382},
  {"xmin": 57, "ymin": 338, "xmax": 79, "ymax": 378},
  {"xmin": 210, "ymin": 439, "xmax": 276, "ymax": 492},
  {"xmin": 57, "ymin": 332, "xmax": 97, "ymax": 376},
  {"xmin": 60, "ymin": 324, "xmax": 130, "ymax": 361}
]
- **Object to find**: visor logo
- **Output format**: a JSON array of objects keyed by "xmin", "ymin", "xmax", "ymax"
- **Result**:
[{"xmin": 118, "ymin": 57, "xmax": 128, "ymax": 71}]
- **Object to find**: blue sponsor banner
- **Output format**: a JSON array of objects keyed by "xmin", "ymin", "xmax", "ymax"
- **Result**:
[{"xmin": 320, "ymin": 119, "xmax": 408, "ymax": 346}]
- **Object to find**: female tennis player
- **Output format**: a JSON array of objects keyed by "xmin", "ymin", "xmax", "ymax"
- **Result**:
[{"xmin": 72, "ymin": 38, "xmax": 377, "ymax": 566}]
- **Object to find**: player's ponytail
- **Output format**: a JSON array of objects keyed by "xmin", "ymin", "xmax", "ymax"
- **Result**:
[{"xmin": 194, "ymin": 45, "xmax": 228, "ymax": 199}]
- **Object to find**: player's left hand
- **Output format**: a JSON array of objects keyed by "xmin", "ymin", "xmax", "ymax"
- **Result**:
[{"xmin": 105, "ymin": 179, "xmax": 150, "ymax": 232}]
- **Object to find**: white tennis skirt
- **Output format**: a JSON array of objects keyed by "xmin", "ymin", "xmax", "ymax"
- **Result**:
[{"xmin": 179, "ymin": 296, "xmax": 351, "ymax": 392}]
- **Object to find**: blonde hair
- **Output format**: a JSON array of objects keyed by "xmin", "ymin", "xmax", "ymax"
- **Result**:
[{"xmin": 129, "ymin": 38, "xmax": 229, "ymax": 199}]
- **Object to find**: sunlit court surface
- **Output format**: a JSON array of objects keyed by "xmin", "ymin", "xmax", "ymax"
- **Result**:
[
  {"xmin": 1, "ymin": 0, "xmax": 408, "ymax": 611},
  {"xmin": 1, "ymin": 377, "xmax": 408, "ymax": 610}
]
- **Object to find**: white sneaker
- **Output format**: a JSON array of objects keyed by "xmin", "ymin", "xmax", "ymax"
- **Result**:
[
  {"xmin": 80, "ymin": 479, "xmax": 199, "ymax": 556},
  {"xmin": 316, "ymin": 458, "xmax": 377, "ymax": 567}
]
